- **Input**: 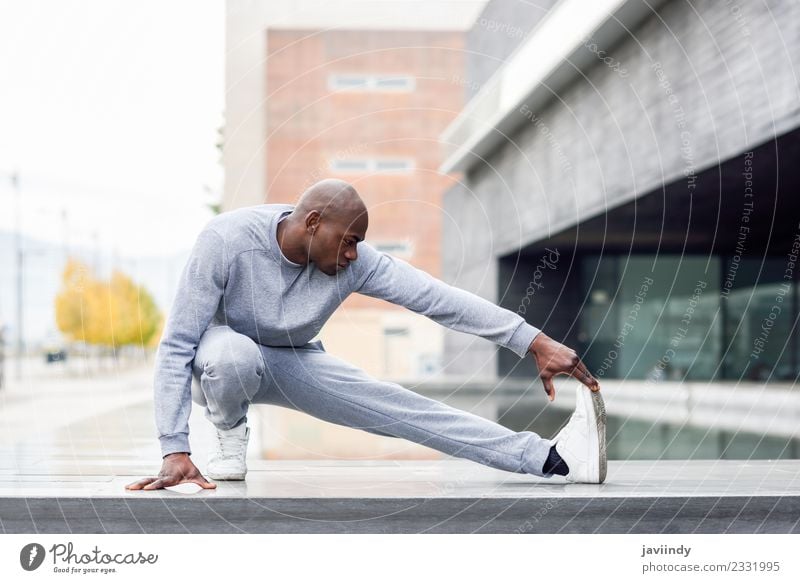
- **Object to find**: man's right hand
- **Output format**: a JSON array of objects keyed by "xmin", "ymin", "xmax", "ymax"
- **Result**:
[{"xmin": 124, "ymin": 453, "xmax": 217, "ymax": 491}]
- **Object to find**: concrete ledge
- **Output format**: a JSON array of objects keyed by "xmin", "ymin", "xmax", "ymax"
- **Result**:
[{"xmin": 2, "ymin": 460, "xmax": 798, "ymax": 533}]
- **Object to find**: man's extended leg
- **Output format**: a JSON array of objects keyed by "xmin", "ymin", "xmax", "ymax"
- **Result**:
[{"xmin": 259, "ymin": 340, "xmax": 553, "ymax": 477}]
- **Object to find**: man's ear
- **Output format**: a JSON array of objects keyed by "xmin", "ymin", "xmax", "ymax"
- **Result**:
[{"xmin": 305, "ymin": 210, "xmax": 321, "ymax": 235}]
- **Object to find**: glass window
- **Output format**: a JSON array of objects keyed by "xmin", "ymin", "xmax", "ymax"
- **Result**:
[
  {"xmin": 328, "ymin": 75, "xmax": 369, "ymax": 90},
  {"xmin": 374, "ymin": 75, "xmax": 415, "ymax": 91},
  {"xmin": 373, "ymin": 158, "xmax": 413, "ymax": 173},
  {"xmin": 372, "ymin": 240, "xmax": 413, "ymax": 257},
  {"xmin": 329, "ymin": 158, "xmax": 414, "ymax": 174},
  {"xmin": 329, "ymin": 158, "xmax": 370, "ymax": 172},
  {"xmin": 581, "ymin": 255, "xmax": 721, "ymax": 381},
  {"xmin": 722, "ymin": 258, "xmax": 796, "ymax": 381},
  {"xmin": 328, "ymin": 74, "xmax": 415, "ymax": 92}
]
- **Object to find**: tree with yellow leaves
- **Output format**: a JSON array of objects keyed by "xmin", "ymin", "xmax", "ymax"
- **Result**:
[
  {"xmin": 54, "ymin": 259, "xmax": 91, "ymax": 343},
  {"xmin": 55, "ymin": 259, "xmax": 163, "ymax": 350}
]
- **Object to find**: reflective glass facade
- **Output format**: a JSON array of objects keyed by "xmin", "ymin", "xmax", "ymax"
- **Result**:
[{"xmin": 580, "ymin": 255, "xmax": 798, "ymax": 381}]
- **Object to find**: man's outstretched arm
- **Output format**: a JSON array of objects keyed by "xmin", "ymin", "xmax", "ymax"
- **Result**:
[
  {"xmin": 126, "ymin": 227, "xmax": 227, "ymax": 491},
  {"xmin": 355, "ymin": 244, "xmax": 599, "ymax": 400}
]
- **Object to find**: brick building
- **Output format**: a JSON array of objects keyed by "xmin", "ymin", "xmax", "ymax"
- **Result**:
[{"xmin": 264, "ymin": 28, "xmax": 465, "ymax": 379}]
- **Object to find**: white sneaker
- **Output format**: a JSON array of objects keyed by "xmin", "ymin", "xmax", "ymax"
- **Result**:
[
  {"xmin": 551, "ymin": 385, "xmax": 607, "ymax": 483},
  {"xmin": 207, "ymin": 423, "xmax": 250, "ymax": 480}
]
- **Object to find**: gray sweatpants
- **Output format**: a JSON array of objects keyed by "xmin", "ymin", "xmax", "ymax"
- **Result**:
[{"xmin": 190, "ymin": 325, "xmax": 553, "ymax": 477}]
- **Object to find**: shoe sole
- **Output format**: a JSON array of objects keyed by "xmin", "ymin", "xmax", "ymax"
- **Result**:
[
  {"xmin": 589, "ymin": 389, "xmax": 607, "ymax": 483},
  {"xmin": 207, "ymin": 472, "xmax": 246, "ymax": 481}
]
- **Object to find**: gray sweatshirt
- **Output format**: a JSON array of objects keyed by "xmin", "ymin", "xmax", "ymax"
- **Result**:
[{"xmin": 154, "ymin": 204, "xmax": 542, "ymax": 457}]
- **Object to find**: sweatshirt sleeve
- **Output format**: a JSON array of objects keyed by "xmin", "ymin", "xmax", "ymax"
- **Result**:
[
  {"xmin": 354, "ymin": 244, "xmax": 541, "ymax": 357},
  {"xmin": 154, "ymin": 227, "xmax": 227, "ymax": 457}
]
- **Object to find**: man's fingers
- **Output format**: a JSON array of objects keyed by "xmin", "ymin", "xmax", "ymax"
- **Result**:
[
  {"xmin": 572, "ymin": 359, "xmax": 600, "ymax": 390},
  {"xmin": 125, "ymin": 477, "xmax": 157, "ymax": 491},
  {"xmin": 194, "ymin": 478, "xmax": 217, "ymax": 489},
  {"xmin": 542, "ymin": 376, "xmax": 556, "ymax": 401},
  {"xmin": 130, "ymin": 477, "xmax": 216, "ymax": 491}
]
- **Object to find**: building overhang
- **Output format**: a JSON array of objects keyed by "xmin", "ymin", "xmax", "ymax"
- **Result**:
[
  {"xmin": 439, "ymin": 0, "xmax": 668, "ymax": 174},
  {"xmin": 508, "ymin": 127, "xmax": 800, "ymax": 258}
]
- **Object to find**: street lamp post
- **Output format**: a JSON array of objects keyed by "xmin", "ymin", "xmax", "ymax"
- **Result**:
[{"xmin": 11, "ymin": 172, "xmax": 23, "ymax": 380}]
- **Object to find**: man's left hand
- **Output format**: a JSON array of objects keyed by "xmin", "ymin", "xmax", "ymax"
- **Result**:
[{"xmin": 528, "ymin": 332, "xmax": 600, "ymax": 402}]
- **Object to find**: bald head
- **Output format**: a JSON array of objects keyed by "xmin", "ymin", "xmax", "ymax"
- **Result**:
[
  {"xmin": 275, "ymin": 179, "xmax": 369, "ymax": 276},
  {"xmin": 295, "ymin": 179, "xmax": 367, "ymax": 224}
]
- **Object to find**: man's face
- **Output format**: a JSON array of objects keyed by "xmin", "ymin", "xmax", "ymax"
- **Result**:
[{"xmin": 309, "ymin": 211, "xmax": 368, "ymax": 276}]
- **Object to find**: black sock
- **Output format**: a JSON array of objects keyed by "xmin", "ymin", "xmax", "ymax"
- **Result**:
[{"xmin": 542, "ymin": 445, "xmax": 569, "ymax": 475}]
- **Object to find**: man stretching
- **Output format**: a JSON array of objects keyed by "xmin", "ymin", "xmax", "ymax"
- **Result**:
[{"xmin": 126, "ymin": 179, "xmax": 606, "ymax": 491}]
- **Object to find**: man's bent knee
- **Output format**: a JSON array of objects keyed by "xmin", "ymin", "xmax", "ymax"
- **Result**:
[{"xmin": 194, "ymin": 326, "xmax": 266, "ymax": 398}]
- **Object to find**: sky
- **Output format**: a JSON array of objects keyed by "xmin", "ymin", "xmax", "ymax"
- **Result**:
[{"xmin": 0, "ymin": 0, "xmax": 225, "ymax": 259}]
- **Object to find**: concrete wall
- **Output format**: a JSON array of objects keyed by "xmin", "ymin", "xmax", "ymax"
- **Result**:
[{"xmin": 464, "ymin": 0, "xmax": 558, "ymax": 100}]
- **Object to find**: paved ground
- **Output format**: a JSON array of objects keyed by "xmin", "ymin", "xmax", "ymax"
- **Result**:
[
  {"xmin": 0, "ymin": 357, "xmax": 156, "ymax": 449},
  {"xmin": 1, "ymin": 359, "xmax": 798, "ymax": 533},
  {"xmin": 1, "ymin": 398, "xmax": 798, "ymax": 533},
  {"xmin": 1, "ymin": 456, "xmax": 799, "ymax": 533}
]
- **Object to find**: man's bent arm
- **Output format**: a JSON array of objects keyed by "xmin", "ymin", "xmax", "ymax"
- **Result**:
[
  {"xmin": 355, "ymin": 244, "xmax": 541, "ymax": 357},
  {"xmin": 154, "ymin": 227, "xmax": 227, "ymax": 457}
]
